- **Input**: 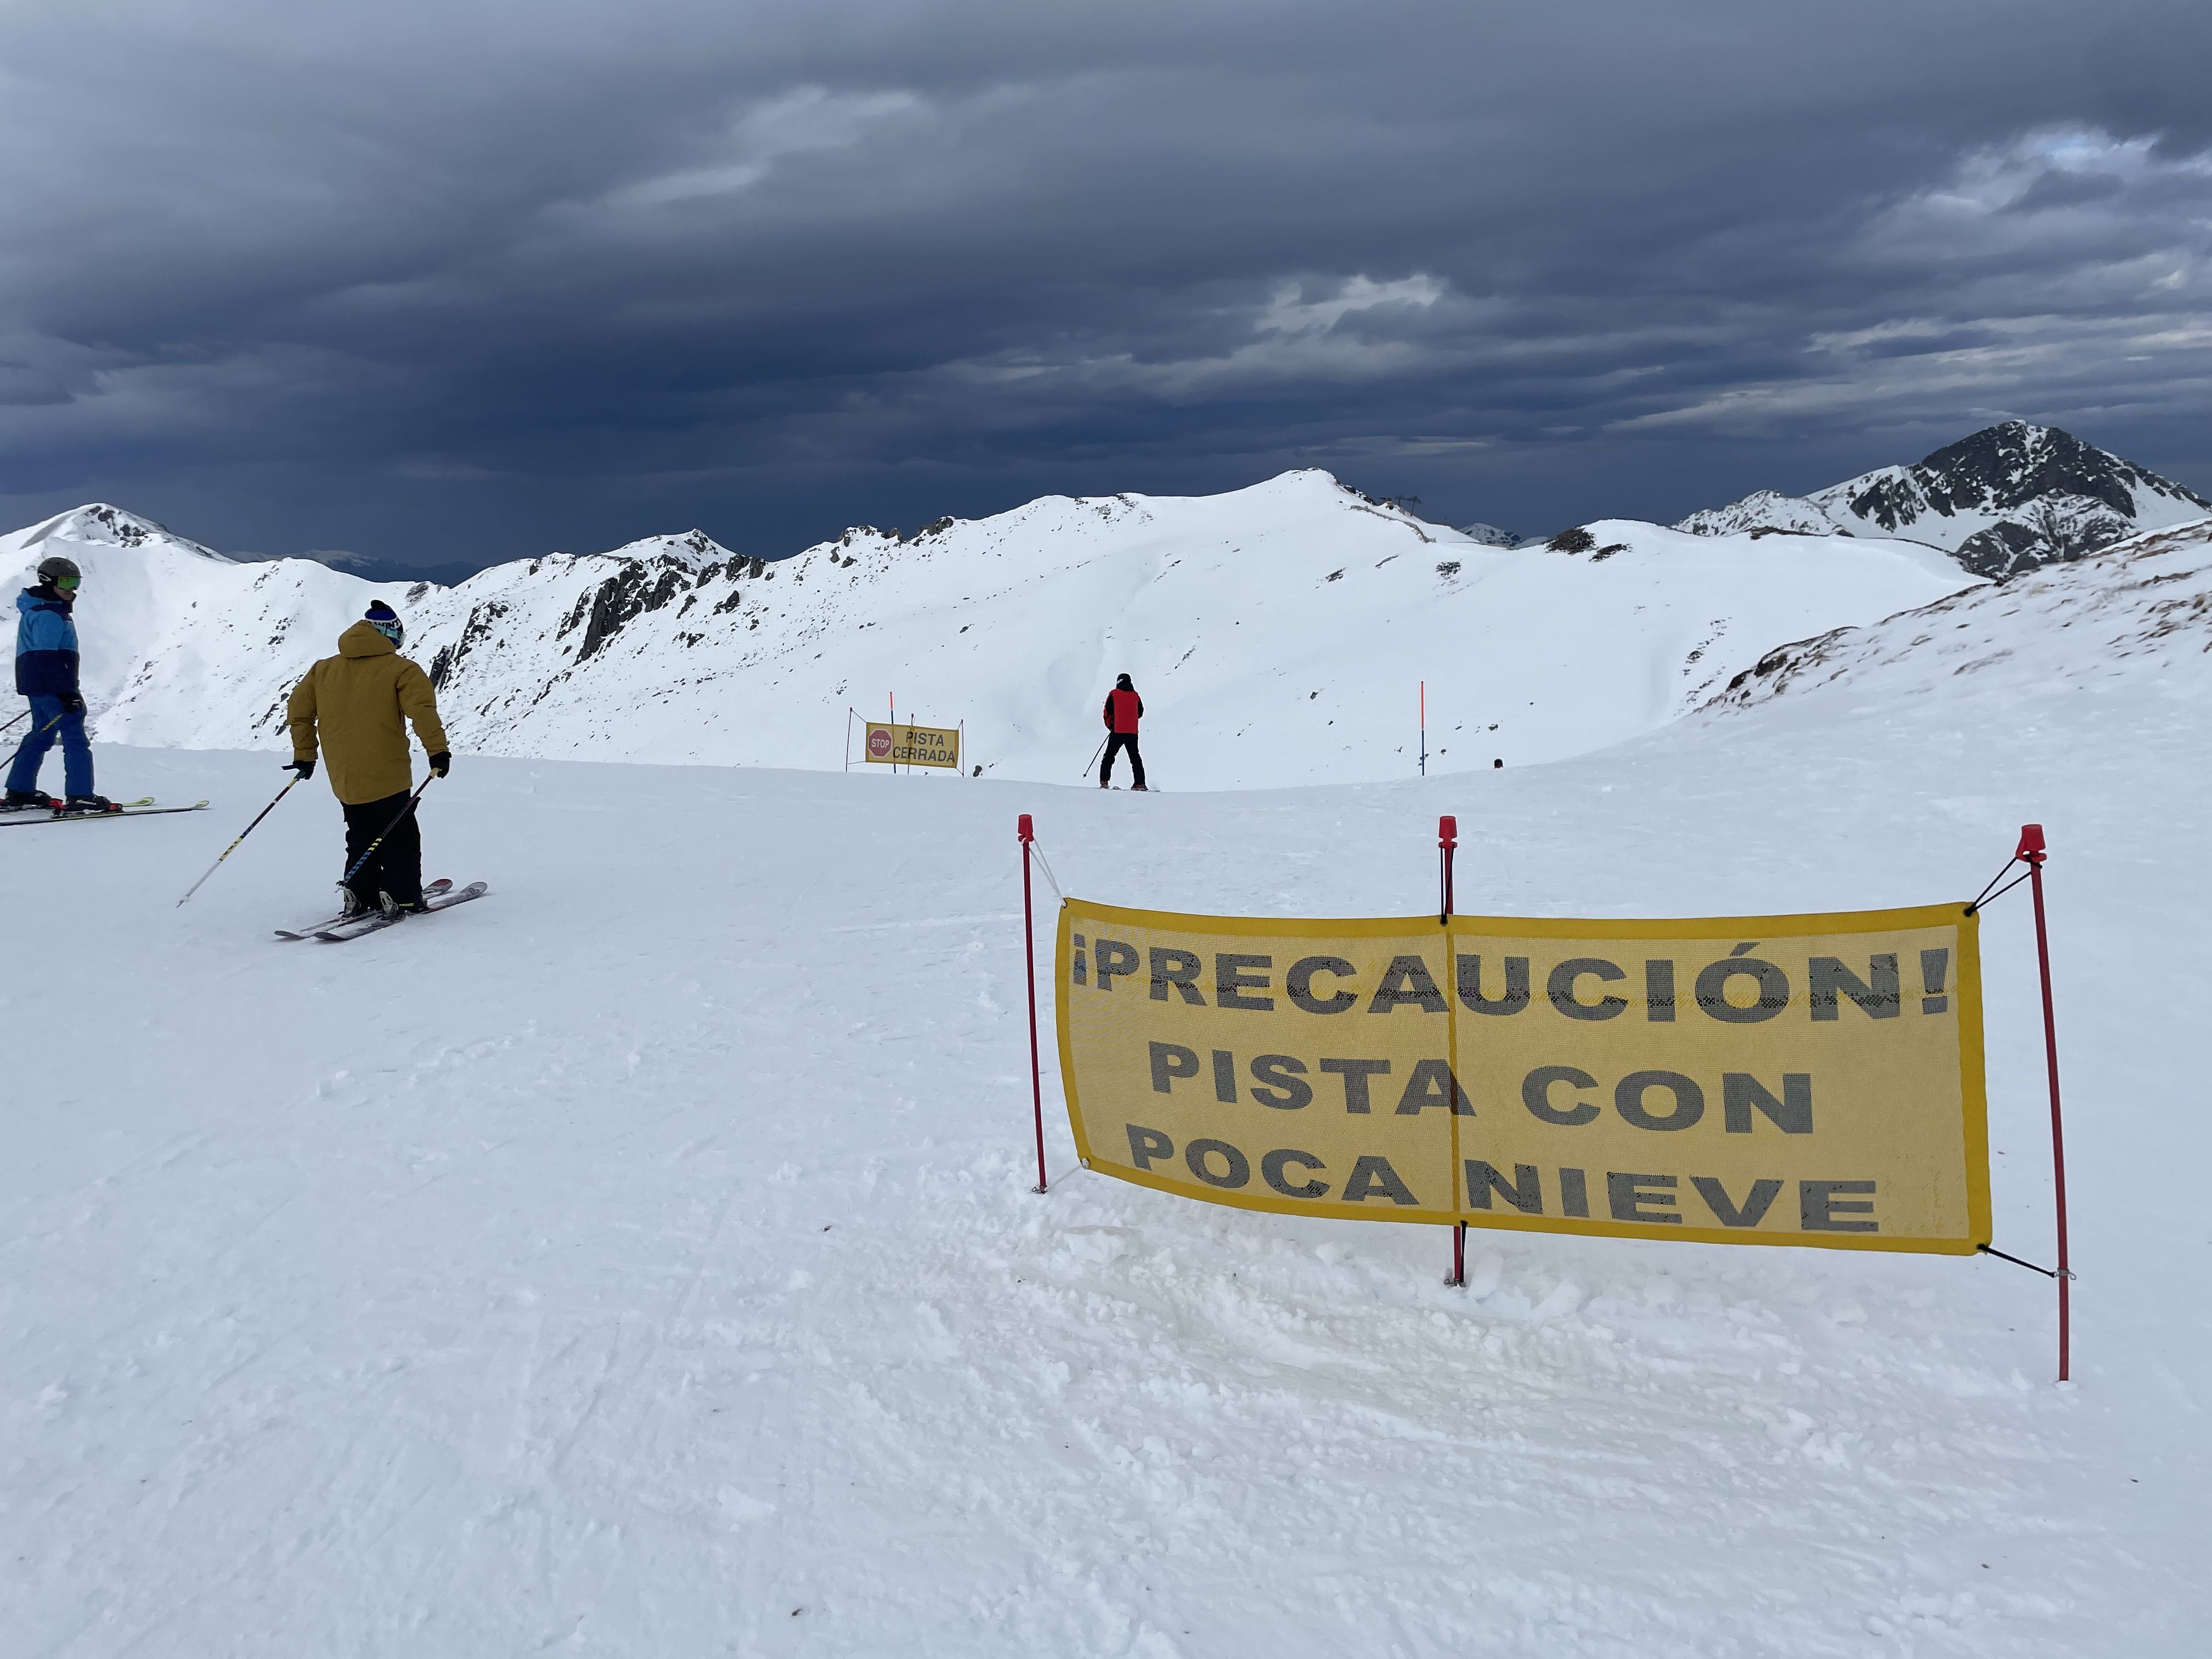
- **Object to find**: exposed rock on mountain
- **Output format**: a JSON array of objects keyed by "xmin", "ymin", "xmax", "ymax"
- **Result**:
[{"xmin": 1677, "ymin": 422, "xmax": 2209, "ymax": 578}]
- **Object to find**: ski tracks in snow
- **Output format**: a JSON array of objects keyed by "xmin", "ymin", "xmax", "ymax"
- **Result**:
[{"xmin": 2, "ymin": 744, "xmax": 2202, "ymax": 1655}]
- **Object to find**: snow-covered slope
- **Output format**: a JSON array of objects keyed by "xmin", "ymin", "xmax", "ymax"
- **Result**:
[
  {"xmin": 1678, "ymin": 422, "xmax": 2210, "ymax": 579},
  {"xmin": 8, "ymin": 637, "xmax": 2206, "ymax": 1651},
  {"xmin": 8, "ymin": 475, "xmax": 1976, "ymax": 787},
  {"xmin": 0, "ymin": 505, "xmax": 425, "ymax": 732},
  {"xmin": 1702, "ymin": 517, "xmax": 2212, "ymax": 717}
]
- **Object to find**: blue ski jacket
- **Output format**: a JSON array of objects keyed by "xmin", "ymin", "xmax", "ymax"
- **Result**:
[{"xmin": 14, "ymin": 588, "xmax": 80, "ymax": 697}]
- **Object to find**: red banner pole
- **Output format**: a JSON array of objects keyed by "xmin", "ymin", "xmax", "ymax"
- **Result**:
[
  {"xmin": 1440, "ymin": 814, "xmax": 1464, "ymax": 1286},
  {"xmin": 2018, "ymin": 823, "xmax": 2071, "ymax": 1381},
  {"xmin": 1020, "ymin": 814, "xmax": 1048, "ymax": 1193}
]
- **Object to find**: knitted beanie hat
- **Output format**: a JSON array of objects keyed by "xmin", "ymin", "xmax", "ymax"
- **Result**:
[{"xmin": 364, "ymin": 600, "xmax": 403, "ymax": 646}]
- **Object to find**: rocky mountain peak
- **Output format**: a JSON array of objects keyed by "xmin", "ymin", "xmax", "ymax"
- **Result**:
[
  {"xmin": 1677, "ymin": 422, "xmax": 2209, "ymax": 580},
  {"xmin": 1862, "ymin": 421, "xmax": 2203, "ymax": 526}
]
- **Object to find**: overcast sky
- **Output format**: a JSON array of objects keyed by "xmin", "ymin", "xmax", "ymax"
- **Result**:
[{"xmin": 3, "ymin": 0, "xmax": 2208, "ymax": 569}]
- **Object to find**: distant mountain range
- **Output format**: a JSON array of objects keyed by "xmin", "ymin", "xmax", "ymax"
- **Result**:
[
  {"xmin": 2, "ymin": 478, "xmax": 1971, "ymax": 786},
  {"xmin": 1675, "ymin": 422, "xmax": 2209, "ymax": 578},
  {"xmin": 6, "ymin": 421, "xmax": 2204, "ymax": 785}
]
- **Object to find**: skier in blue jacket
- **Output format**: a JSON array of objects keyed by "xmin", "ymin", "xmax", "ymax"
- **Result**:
[{"xmin": 6, "ymin": 555, "xmax": 116, "ymax": 814}]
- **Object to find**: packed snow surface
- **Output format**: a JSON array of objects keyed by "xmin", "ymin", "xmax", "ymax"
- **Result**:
[
  {"xmin": 3, "ymin": 473, "xmax": 1978, "ymax": 788},
  {"xmin": 4, "ymin": 589, "xmax": 2207, "ymax": 1652}
]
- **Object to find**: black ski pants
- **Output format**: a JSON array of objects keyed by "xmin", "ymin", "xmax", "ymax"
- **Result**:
[
  {"xmin": 342, "ymin": 789, "xmax": 424, "ymax": 906},
  {"xmin": 1101, "ymin": 732, "xmax": 1146, "ymax": 788}
]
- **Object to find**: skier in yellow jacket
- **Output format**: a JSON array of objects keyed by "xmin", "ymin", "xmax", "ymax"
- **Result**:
[{"xmin": 285, "ymin": 601, "xmax": 450, "ymax": 916}]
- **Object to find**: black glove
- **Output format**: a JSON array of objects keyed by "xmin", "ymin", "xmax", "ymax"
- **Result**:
[
  {"xmin": 428, "ymin": 751, "xmax": 451, "ymax": 778},
  {"xmin": 60, "ymin": 691, "xmax": 86, "ymax": 715},
  {"xmin": 286, "ymin": 758, "xmax": 315, "ymax": 781}
]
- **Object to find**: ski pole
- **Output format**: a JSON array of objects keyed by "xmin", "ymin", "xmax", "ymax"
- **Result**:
[
  {"xmin": 341, "ymin": 775, "xmax": 436, "ymax": 888},
  {"xmin": 1080, "ymin": 733, "xmax": 1107, "ymax": 781},
  {"xmin": 176, "ymin": 774, "xmax": 303, "ymax": 906},
  {"xmin": 7, "ymin": 708, "xmax": 67, "ymax": 757}
]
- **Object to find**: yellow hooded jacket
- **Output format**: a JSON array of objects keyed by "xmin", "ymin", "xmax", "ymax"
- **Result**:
[{"xmin": 286, "ymin": 621, "xmax": 450, "ymax": 805}]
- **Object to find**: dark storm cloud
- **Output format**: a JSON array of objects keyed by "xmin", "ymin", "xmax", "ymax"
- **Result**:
[{"xmin": 1, "ymin": 0, "xmax": 2208, "ymax": 564}]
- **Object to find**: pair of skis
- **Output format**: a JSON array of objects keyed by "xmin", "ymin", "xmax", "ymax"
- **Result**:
[
  {"xmin": 273, "ymin": 878, "xmax": 490, "ymax": 943},
  {"xmin": 0, "ymin": 789, "xmax": 487, "ymax": 940},
  {"xmin": 0, "ymin": 797, "xmax": 210, "ymax": 827}
]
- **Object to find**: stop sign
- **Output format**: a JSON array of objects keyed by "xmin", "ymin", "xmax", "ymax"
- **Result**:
[{"xmin": 868, "ymin": 727, "xmax": 893, "ymax": 758}]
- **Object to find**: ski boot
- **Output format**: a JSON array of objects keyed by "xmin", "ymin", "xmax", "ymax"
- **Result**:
[
  {"xmin": 338, "ymin": 886, "xmax": 373, "ymax": 921},
  {"xmin": 2, "ymin": 789, "xmax": 56, "ymax": 811},
  {"xmin": 1130, "ymin": 783, "xmax": 1149, "ymax": 792},
  {"xmin": 379, "ymin": 889, "xmax": 431, "ymax": 917},
  {"xmin": 59, "ymin": 794, "xmax": 120, "ymax": 815}
]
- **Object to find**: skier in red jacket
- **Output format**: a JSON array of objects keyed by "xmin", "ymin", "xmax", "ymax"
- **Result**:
[{"xmin": 1101, "ymin": 673, "xmax": 1147, "ymax": 790}]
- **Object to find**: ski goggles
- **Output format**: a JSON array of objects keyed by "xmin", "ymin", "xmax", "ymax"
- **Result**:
[{"xmin": 52, "ymin": 574, "xmax": 79, "ymax": 591}]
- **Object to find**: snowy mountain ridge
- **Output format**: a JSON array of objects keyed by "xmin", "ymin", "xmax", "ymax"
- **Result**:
[
  {"xmin": 5, "ymin": 472, "xmax": 1979, "ymax": 787},
  {"xmin": 8, "ymin": 503, "xmax": 233, "ymax": 566},
  {"xmin": 1677, "ymin": 421, "xmax": 2210, "ymax": 578}
]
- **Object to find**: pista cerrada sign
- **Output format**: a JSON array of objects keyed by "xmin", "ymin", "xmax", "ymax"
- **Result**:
[
  {"xmin": 1054, "ymin": 900, "xmax": 1989, "ymax": 1252},
  {"xmin": 864, "ymin": 721, "xmax": 961, "ymax": 769}
]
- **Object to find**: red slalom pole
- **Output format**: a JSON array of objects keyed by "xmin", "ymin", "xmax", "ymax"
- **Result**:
[
  {"xmin": 1020, "ymin": 814, "xmax": 1048, "ymax": 1193},
  {"xmin": 1438, "ymin": 813, "xmax": 1457, "ymax": 925},
  {"xmin": 1441, "ymin": 814, "xmax": 1464, "ymax": 1286},
  {"xmin": 2018, "ymin": 823, "xmax": 2072, "ymax": 1381}
]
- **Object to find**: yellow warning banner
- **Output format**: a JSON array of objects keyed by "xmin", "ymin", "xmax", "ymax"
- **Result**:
[
  {"xmin": 1056, "ymin": 900, "xmax": 1989, "ymax": 1254},
  {"xmin": 864, "ymin": 721, "xmax": 961, "ymax": 769}
]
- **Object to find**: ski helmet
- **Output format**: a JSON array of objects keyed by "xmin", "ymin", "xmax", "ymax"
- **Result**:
[
  {"xmin": 36, "ymin": 554, "xmax": 81, "ymax": 589},
  {"xmin": 364, "ymin": 600, "xmax": 403, "ymax": 647}
]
